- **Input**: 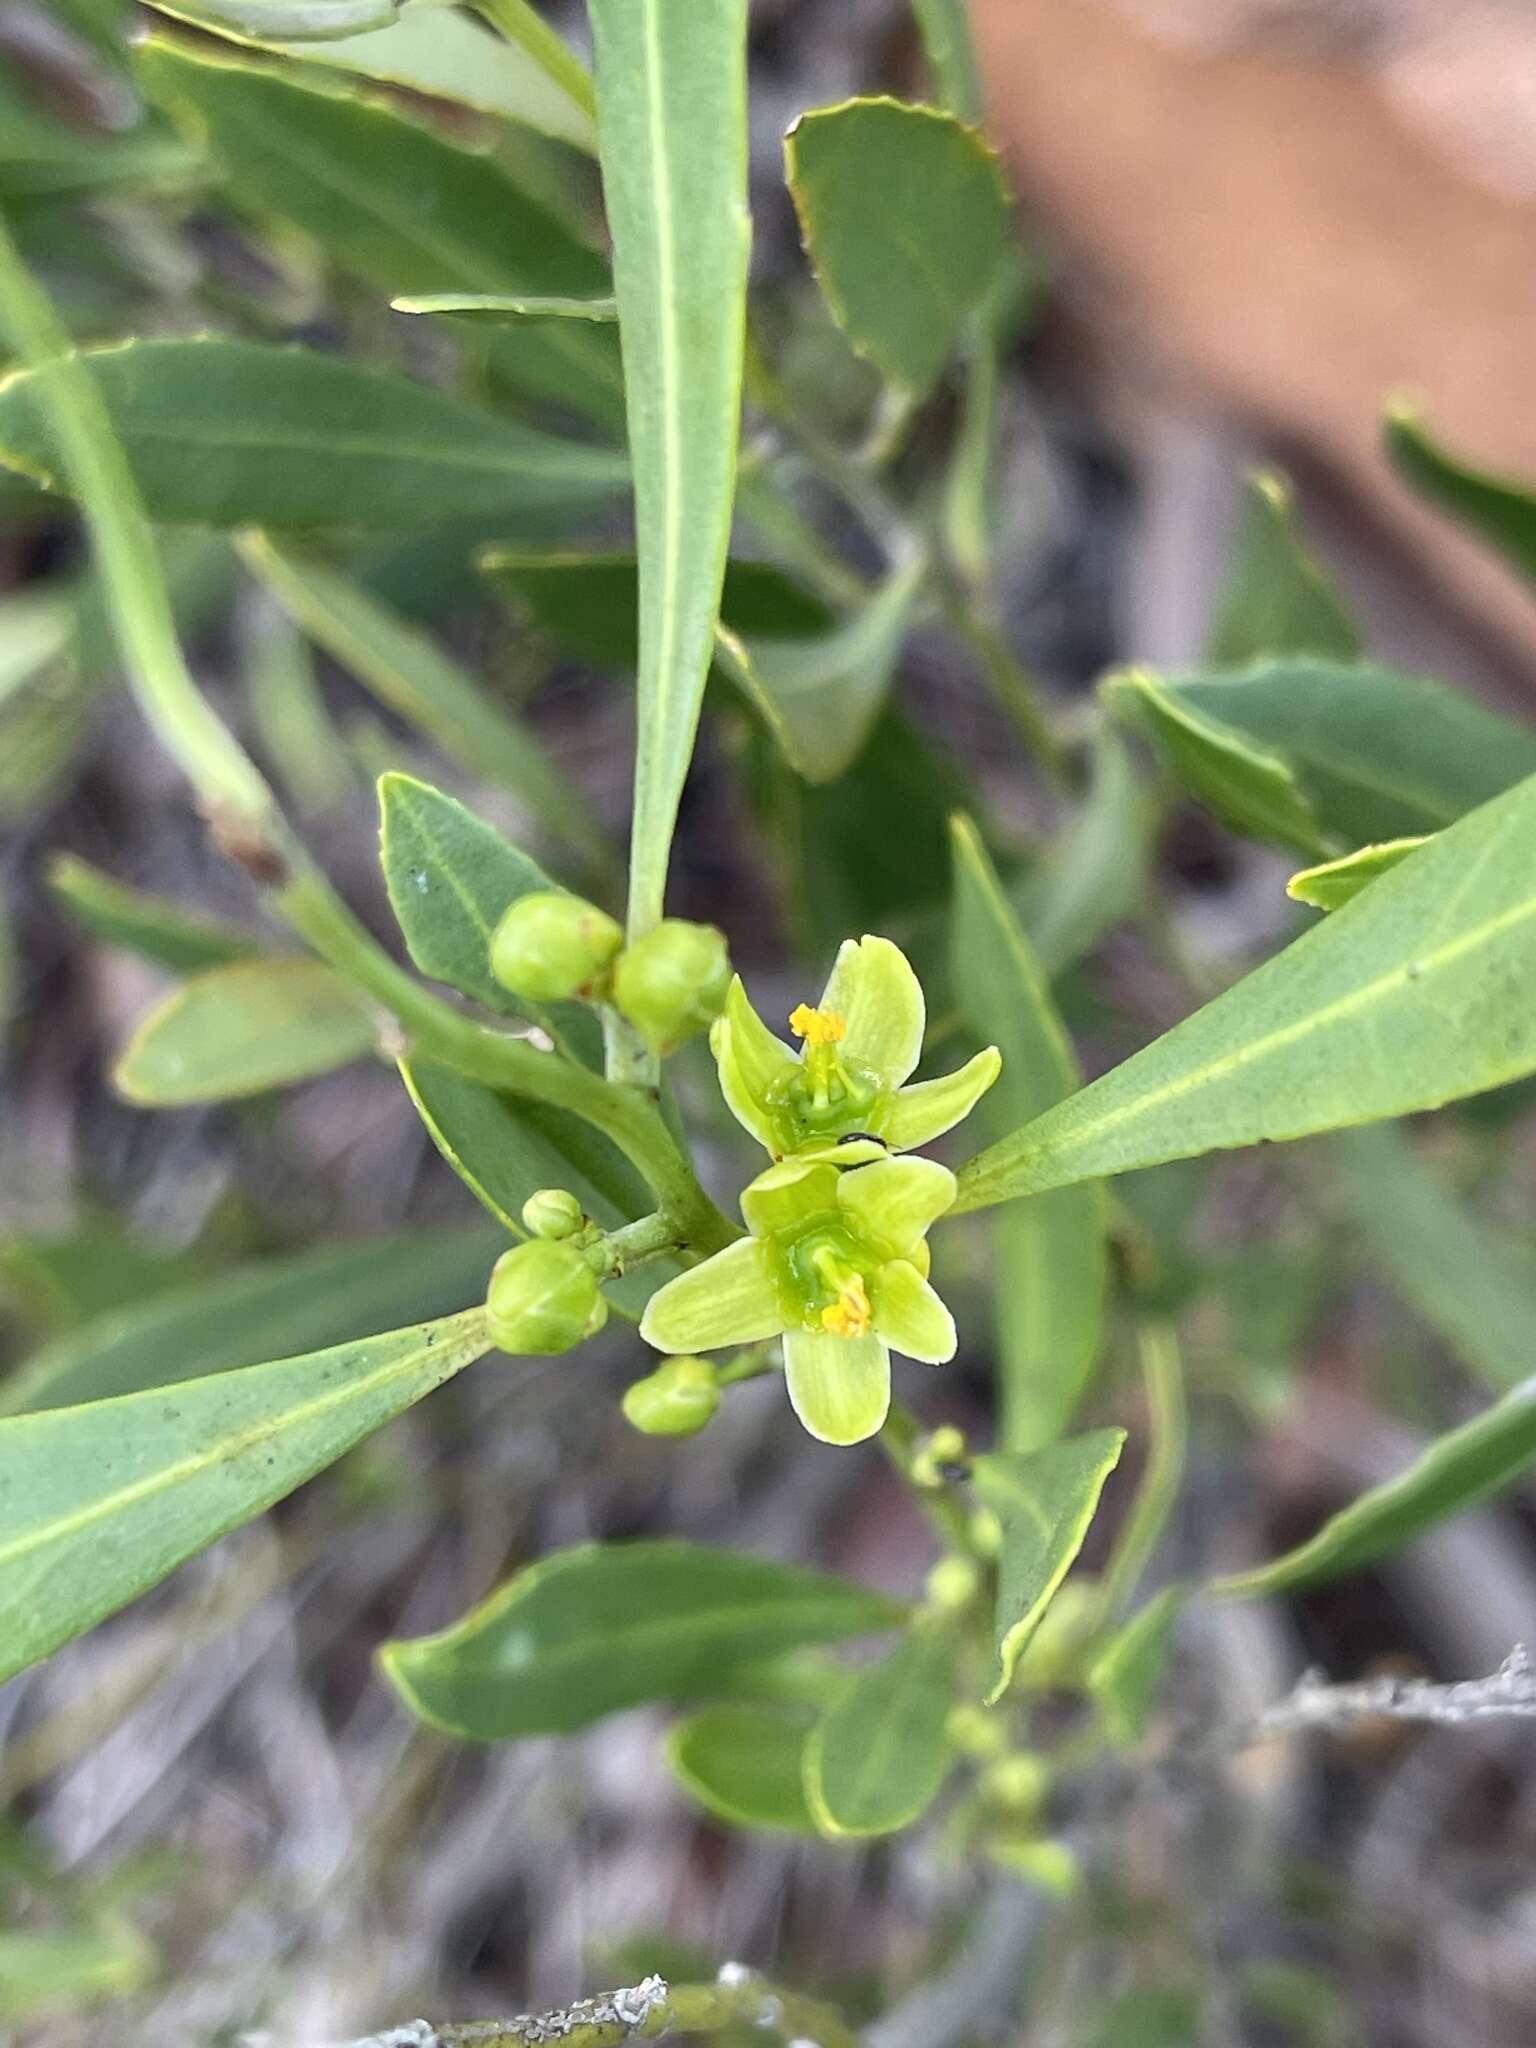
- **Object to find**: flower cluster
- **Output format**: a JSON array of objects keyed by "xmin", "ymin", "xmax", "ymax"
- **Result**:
[{"xmin": 641, "ymin": 937, "xmax": 1000, "ymax": 1445}]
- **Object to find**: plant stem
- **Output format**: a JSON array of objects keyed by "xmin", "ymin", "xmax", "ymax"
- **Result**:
[
  {"xmin": 945, "ymin": 596, "xmax": 1071, "ymax": 789},
  {"xmin": 0, "ymin": 213, "xmax": 734, "ymax": 1260},
  {"xmin": 414, "ymin": 1972, "xmax": 857, "ymax": 2048},
  {"xmin": 1094, "ymin": 1320, "xmax": 1187, "ymax": 1623},
  {"xmin": 585, "ymin": 1210, "xmax": 681, "ymax": 1276},
  {"xmin": 467, "ymin": 0, "xmax": 598, "ymax": 125}
]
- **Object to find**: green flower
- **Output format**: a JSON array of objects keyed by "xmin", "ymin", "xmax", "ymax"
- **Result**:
[
  {"xmin": 639, "ymin": 1152, "xmax": 959, "ymax": 1446},
  {"xmin": 710, "ymin": 934, "xmax": 1000, "ymax": 1163}
]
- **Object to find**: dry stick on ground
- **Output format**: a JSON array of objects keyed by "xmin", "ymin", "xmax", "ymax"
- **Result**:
[{"xmin": 1232, "ymin": 1644, "xmax": 1536, "ymax": 1747}]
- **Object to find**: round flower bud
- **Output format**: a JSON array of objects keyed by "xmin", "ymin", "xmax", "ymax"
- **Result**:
[
  {"xmin": 490, "ymin": 891, "xmax": 623, "ymax": 1004},
  {"xmin": 924, "ymin": 1555, "xmax": 981, "ymax": 1613},
  {"xmin": 521, "ymin": 1187, "xmax": 586, "ymax": 1241},
  {"xmin": 983, "ymin": 1752, "xmax": 1051, "ymax": 1815},
  {"xmin": 621, "ymin": 1355, "xmax": 721, "ymax": 1437},
  {"xmin": 486, "ymin": 1240, "xmax": 606, "ymax": 1355},
  {"xmin": 945, "ymin": 1704, "xmax": 1009, "ymax": 1761},
  {"xmin": 611, "ymin": 920, "xmax": 731, "ymax": 1053}
]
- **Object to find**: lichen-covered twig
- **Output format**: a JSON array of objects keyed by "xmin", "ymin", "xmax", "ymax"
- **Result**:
[
  {"xmin": 340, "ymin": 1966, "xmax": 857, "ymax": 2048},
  {"xmin": 1236, "ymin": 1644, "xmax": 1536, "ymax": 1746}
]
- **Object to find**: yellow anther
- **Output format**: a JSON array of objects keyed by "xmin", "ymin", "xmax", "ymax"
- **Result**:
[
  {"xmin": 821, "ymin": 1274, "xmax": 872, "ymax": 1339},
  {"xmin": 789, "ymin": 1004, "xmax": 847, "ymax": 1048}
]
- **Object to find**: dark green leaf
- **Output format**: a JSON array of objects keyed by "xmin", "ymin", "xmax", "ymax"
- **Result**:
[
  {"xmin": 1206, "ymin": 471, "xmax": 1360, "ymax": 666},
  {"xmin": 381, "ymin": 1540, "xmax": 904, "ymax": 1740},
  {"xmin": 113, "ymin": 958, "xmax": 376, "ymax": 1104},
  {"xmin": 950, "ymin": 815, "xmax": 1107, "ymax": 1450},
  {"xmin": 1214, "ymin": 1377, "xmax": 1536, "ymax": 1598},
  {"xmin": 786, "ymin": 97, "xmax": 1009, "ymax": 397},
  {"xmin": 973, "ymin": 1430, "xmax": 1126, "ymax": 1702},
  {"xmin": 0, "ymin": 339, "xmax": 629, "ymax": 529},
  {"xmin": 804, "ymin": 1623, "xmax": 956, "ymax": 1837},
  {"xmin": 587, "ymin": 0, "xmax": 751, "ymax": 931},
  {"xmin": 1385, "ymin": 402, "xmax": 1536, "ymax": 590},
  {"xmin": 138, "ymin": 39, "xmax": 618, "ymax": 420},
  {"xmin": 667, "ymin": 1702, "xmax": 817, "ymax": 1834},
  {"xmin": 1, "ymin": 1226, "xmax": 504, "ymax": 1415},
  {"xmin": 46, "ymin": 852, "xmax": 256, "ymax": 972},
  {"xmin": 0, "ymin": 1307, "xmax": 490, "ymax": 1682},
  {"xmin": 955, "ymin": 773, "xmax": 1536, "ymax": 1212},
  {"xmin": 1105, "ymin": 666, "xmax": 1328, "ymax": 856}
]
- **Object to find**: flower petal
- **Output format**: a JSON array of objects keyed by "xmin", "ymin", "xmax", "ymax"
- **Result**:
[
  {"xmin": 639, "ymin": 1238, "xmax": 782, "ymax": 1354},
  {"xmin": 740, "ymin": 1158, "xmax": 840, "ymax": 1239},
  {"xmin": 786, "ymin": 1136, "xmax": 892, "ymax": 1167},
  {"xmin": 818, "ymin": 935, "xmax": 925, "ymax": 1089},
  {"xmin": 783, "ymin": 1330, "xmax": 891, "ymax": 1445},
  {"xmin": 713, "ymin": 976, "xmax": 795, "ymax": 1152},
  {"xmin": 873, "ymin": 1258, "xmax": 956, "ymax": 1364},
  {"xmin": 882, "ymin": 1047, "xmax": 1002, "ymax": 1151},
  {"xmin": 836, "ymin": 1155, "xmax": 957, "ymax": 1260}
]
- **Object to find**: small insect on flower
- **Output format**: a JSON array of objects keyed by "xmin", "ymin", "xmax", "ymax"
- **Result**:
[
  {"xmin": 640, "ymin": 1153, "xmax": 959, "ymax": 1445},
  {"xmin": 710, "ymin": 935, "xmax": 1000, "ymax": 1162}
]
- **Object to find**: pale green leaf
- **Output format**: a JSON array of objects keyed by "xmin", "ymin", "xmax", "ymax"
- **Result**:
[
  {"xmin": 0, "ymin": 1306, "xmax": 491, "ymax": 1682},
  {"xmin": 1206, "ymin": 471, "xmax": 1361, "ymax": 666},
  {"xmin": 950, "ymin": 815, "xmax": 1107, "ymax": 1449},
  {"xmin": 46, "ymin": 852, "xmax": 256, "ymax": 972},
  {"xmin": 667, "ymin": 1702, "xmax": 818, "ymax": 1834},
  {"xmin": 113, "ymin": 958, "xmax": 377, "ymax": 1104},
  {"xmin": 0, "ymin": 340, "xmax": 629, "ymax": 529},
  {"xmin": 1086, "ymin": 1584, "xmax": 1185, "ymax": 1746},
  {"xmin": 392, "ymin": 293, "xmax": 617, "ymax": 324},
  {"xmin": 1214, "ymin": 1376, "xmax": 1536, "ymax": 1598},
  {"xmin": 786, "ymin": 97, "xmax": 1009, "ymax": 397},
  {"xmin": 1020, "ymin": 725, "xmax": 1151, "ymax": 975},
  {"xmin": 1330, "ymin": 1123, "xmax": 1536, "ymax": 1394},
  {"xmin": 1287, "ymin": 838, "xmax": 1428, "ymax": 912},
  {"xmin": 381, "ymin": 1539, "xmax": 903, "ymax": 1740},
  {"xmin": 973, "ymin": 1430, "xmax": 1127, "ymax": 1702},
  {"xmin": 0, "ymin": 1919, "xmax": 155, "ymax": 2026},
  {"xmin": 1385, "ymin": 401, "xmax": 1536, "ymax": 591},
  {"xmin": 0, "ymin": 1227, "xmax": 504, "ymax": 1416},
  {"xmin": 804, "ymin": 1623, "xmax": 956, "ymax": 1837},
  {"xmin": 243, "ymin": 539, "xmax": 610, "ymax": 875},
  {"xmin": 954, "ymin": 772, "xmax": 1536, "ymax": 1213},
  {"xmin": 143, "ymin": 0, "xmax": 596, "ymax": 150},
  {"xmin": 1104, "ymin": 666, "xmax": 1328, "ymax": 857},
  {"xmin": 138, "ymin": 40, "xmax": 617, "ymax": 418},
  {"xmin": 587, "ymin": 0, "xmax": 751, "ymax": 933}
]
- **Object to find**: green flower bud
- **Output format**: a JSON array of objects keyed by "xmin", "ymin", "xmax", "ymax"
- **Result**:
[
  {"xmin": 521, "ymin": 1187, "xmax": 586, "ymax": 1241},
  {"xmin": 945, "ymin": 1704, "xmax": 1009, "ymax": 1761},
  {"xmin": 490, "ymin": 891, "xmax": 622, "ymax": 1004},
  {"xmin": 924, "ymin": 1555, "xmax": 981, "ymax": 1613},
  {"xmin": 912, "ymin": 1424, "xmax": 969, "ymax": 1489},
  {"xmin": 612, "ymin": 919, "xmax": 731, "ymax": 1053},
  {"xmin": 486, "ymin": 1240, "xmax": 607, "ymax": 1354},
  {"xmin": 983, "ymin": 1752, "xmax": 1051, "ymax": 1815},
  {"xmin": 621, "ymin": 1354, "xmax": 721, "ymax": 1437}
]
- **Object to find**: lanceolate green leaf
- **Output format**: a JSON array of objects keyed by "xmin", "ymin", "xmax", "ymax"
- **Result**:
[
  {"xmin": 143, "ymin": 0, "xmax": 597, "ymax": 151},
  {"xmin": 950, "ymin": 815, "xmax": 1107, "ymax": 1450},
  {"xmin": 1206, "ymin": 471, "xmax": 1361, "ymax": 667},
  {"xmin": 804, "ymin": 1624, "xmax": 956, "ymax": 1837},
  {"xmin": 0, "ymin": 340, "xmax": 630, "ymax": 530},
  {"xmin": 955, "ymin": 772, "xmax": 1536, "ymax": 1213},
  {"xmin": 1105, "ymin": 667, "xmax": 1328, "ymax": 857},
  {"xmin": 1385, "ymin": 402, "xmax": 1536, "ymax": 591},
  {"xmin": 972, "ymin": 1430, "xmax": 1126, "ymax": 1703},
  {"xmin": 1020, "ymin": 726, "xmax": 1150, "ymax": 976},
  {"xmin": 1330, "ymin": 1124, "xmax": 1536, "ymax": 1394},
  {"xmin": 137, "ymin": 40, "xmax": 618, "ymax": 420},
  {"xmin": 144, "ymin": 0, "xmax": 397, "ymax": 39},
  {"xmin": 113, "ymin": 957, "xmax": 377, "ymax": 1104},
  {"xmin": 586, "ymin": 0, "xmax": 751, "ymax": 936},
  {"xmin": 46, "ymin": 852, "xmax": 257, "ymax": 972},
  {"xmin": 0, "ymin": 1306, "xmax": 491, "ymax": 1683},
  {"xmin": 1287, "ymin": 838, "xmax": 1428, "ymax": 913},
  {"xmin": 399, "ymin": 1058, "xmax": 661, "ymax": 1316},
  {"xmin": 243, "ymin": 540, "xmax": 609, "ymax": 876},
  {"xmin": 377, "ymin": 773, "xmax": 596, "ymax": 1059},
  {"xmin": 392, "ymin": 293, "xmax": 618, "ymax": 325},
  {"xmin": 668, "ymin": 1702, "xmax": 818, "ymax": 1834},
  {"xmin": 1213, "ymin": 1376, "xmax": 1536, "ymax": 1599},
  {"xmin": 1168, "ymin": 662, "xmax": 1536, "ymax": 845},
  {"xmin": 786, "ymin": 98, "xmax": 1009, "ymax": 397},
  {"xmin": 1, "ymin": 1226, "xmax": 504, "ymax": 1415},
  {"xmin": 381, "ymin": 1540, "xmax": 903, "ymax": 1741}
]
